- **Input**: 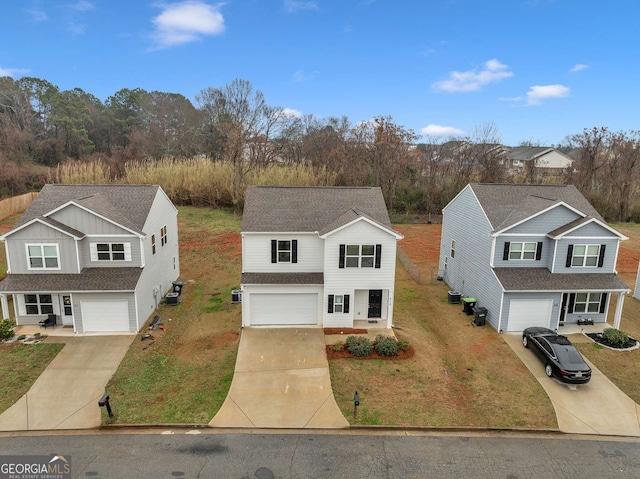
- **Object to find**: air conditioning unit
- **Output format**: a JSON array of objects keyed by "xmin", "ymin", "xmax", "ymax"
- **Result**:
[
  {"xmin": 166, "ymin": 292, "xmax": 179, "ymax": 305},
  {"xmin": 231, "ymin": 290, "xmax": 242, "ymax": 304}
]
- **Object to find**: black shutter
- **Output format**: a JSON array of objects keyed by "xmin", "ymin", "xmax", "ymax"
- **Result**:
[
  {"xmin": 568, "ymin": 293, "xmax": 576, "ymax": 313},
  {"xmin": 503, "ymin": 242, "xmax": 510, "ymax": 261},
  {"xmin": 271, "ymin": 240, "xmax": 277, "ymax": 263},
  {"xmin": 375, "ymin": 244, "xmax": 382, "ymax": 268},
  {"xmin": 339, "ymin": 244, "xmax": 345, "ymax": 268},
  {"xmin": 598, "ymin": 244, "xmax": 606, "ymax": 267},
  {"xmin": 536, "ymin": 242, "xmax": 543, "ymax": 261},
  {"xmin": 344, "ymin": 295, "xmax": 350, "ymax": 314},
  {"xmin": 292, "ymin": 240, "xmax": 298, "ymax": 264},
  {"xmin": 566, "ymin": 244, "xmax": 574, "ymax": 268},
  {"xmin": 328, "ymin": 295, "xmax": 334, "ymax": 313},
  {"xmin": 599, "ymin": 293, "xmax": 608, "ymax": 313}
]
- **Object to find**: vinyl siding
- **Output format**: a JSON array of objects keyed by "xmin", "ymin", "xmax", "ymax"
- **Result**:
[
  {"xmin": 49, "ymin": 204, "xmax": 133, "ymax": 235},
  {"xmin": 80, "ymin": 235, "xmax": 142, "ymax": 268},
  {"xmin": 439, "ymin": 186, "xmax": 504, "ymax": 330},
  {"xmin": 5, "ymin": 223, "xmax": 78, "ymax": 274},
  {"xmin": 564, "ymin": 221, "xmax": 619, "ymax": 238},
  {"xmin": 503, "ymin": 205, "xmax": 581, "ymax": 235},
  {"xmin": 242, "ymin": 233, "xmax": 323, "ymax": 273},
  {"xmin": 73, "ymin": 292, "xmax": 137, "ymax": 333},
  {"xmin": 554, "ymin": 238, "xmax": 619, "ymax": 273},
  {"xmin": 493, "ymin": 236, "xmax": 551, "ymax": 269}
]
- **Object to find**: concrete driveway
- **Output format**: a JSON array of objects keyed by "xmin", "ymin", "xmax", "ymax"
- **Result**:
[
  {"xmin": 0, "ymin": 335, "xmax": 134, "ymax": 431},
  {"xmin": 504, "ymin": 333, "xmax": 640, "ymax": 436},
  {"xmin": 210, "ymin": 328, "xmax": 349, "ymax": 429}
]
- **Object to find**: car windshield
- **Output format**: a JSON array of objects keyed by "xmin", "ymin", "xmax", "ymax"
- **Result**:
[{"xmin": 555, "ymin": 347, "xmax": 587, "ymax": 367}]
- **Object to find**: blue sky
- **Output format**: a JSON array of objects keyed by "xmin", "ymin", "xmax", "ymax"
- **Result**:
[{"xmin": 0, "ymin": 0, "xmax": 638, "ymax": 146}]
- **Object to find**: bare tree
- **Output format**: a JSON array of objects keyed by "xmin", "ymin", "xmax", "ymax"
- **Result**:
[{"xmin": 471, "ymin": 122, "xmax": 507, "ymax": 183}]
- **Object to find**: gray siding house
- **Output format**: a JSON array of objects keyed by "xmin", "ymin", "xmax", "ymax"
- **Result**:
[
  {"xmin": 241, "ymin": 186, "xmax": 403, "ymax": 328},
  {"xmin": 439, "ymin": 184, "xmax": 629, "ymax": 332},
  {"xmin": 0, "ymin": 184, "xmax": 180, "ymax": 333}
]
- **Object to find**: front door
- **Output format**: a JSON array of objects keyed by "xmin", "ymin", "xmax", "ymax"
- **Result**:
[
  {"xmin": 60, "ymin": 294, "xmax": 73, "ymax": 326},
  {"xmin": 559, "ymin": 293, "xmax": 568, "ymax": 323},
  {"xmin": 368, "ymin": 290, "xmax": 382, "ymax": 318}
]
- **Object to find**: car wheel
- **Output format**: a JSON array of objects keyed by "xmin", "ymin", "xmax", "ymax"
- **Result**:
[
  {"xmin": 545, "ymin": 364, "xmax": 553, "ymax": 378},
  {"xmin": 522, "ymin": 336, "xmax": 529, "ymax": 348}
]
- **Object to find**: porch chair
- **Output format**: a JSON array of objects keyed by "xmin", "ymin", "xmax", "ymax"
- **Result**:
[{"xmin": 39, "ymin": 314, "xmax": 57, "ymax": 329}]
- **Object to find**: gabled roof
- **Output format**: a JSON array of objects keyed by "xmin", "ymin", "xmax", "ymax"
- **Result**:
[
  {"xmin": 242, "ymin": 186, "xmax": 400, "ymax": 237},
  {"xmin": 506, "ymin": 146, "xmax": 554, "ymax": 161},
  {"xmin": 547, "ymin": 216, "xmax": 628, "ymax": 240},
  {"xmin": 10, "ymin": 184, "xmax": 160, "ymax": 236},
  {"xmin": 469, "ymin": 183, "xmax": 603, "ymax": 232}
]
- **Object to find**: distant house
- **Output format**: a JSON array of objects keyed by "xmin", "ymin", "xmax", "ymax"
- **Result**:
[
  {"xmin": 439, "ymin": 183, "xmax": 629, "ymax": 332},
  {"xmin": 506, "ymin": 146, "xmax": 573, "ymax": 174},
  {"xmin": 0, "ymin": 184, "xmax": 180, "ymax": 333},
  {"xmin": 240, "ymin": 186, "xmax": 403, "ymax": 328}
]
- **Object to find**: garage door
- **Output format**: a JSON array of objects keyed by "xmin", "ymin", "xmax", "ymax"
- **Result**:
[
  {"xmin": 507, "ymin": 299, "xmax": 553, "ymax": 332},
  {"xmin": 80, "ymin": 300, "xmax": 130, "ymax": 332},
  {"xmin": 250, "ymin": 293, "xmax": 318, "ymax": 326}
]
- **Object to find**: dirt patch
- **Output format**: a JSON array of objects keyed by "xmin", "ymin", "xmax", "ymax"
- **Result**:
[
  {"xmin": 324, "ymin": 328, "xmax": 368, "ymax": 335},
  {"xmin": 617, "ymin": 247, "xmax": 640, "ymax": 273},
  {"xmin": 326, "ymin": 345, "xmax": 414, "ymax": 360}
]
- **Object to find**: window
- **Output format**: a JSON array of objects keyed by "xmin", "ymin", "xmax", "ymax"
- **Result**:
[
  {"xmin": 151, "ymin": 235, "xmax": 156, "ymax": 255},
  {"xmin": 271, "ymin": 239, "xmax": 297, "ymax": 263},
  {"xmin": 161, "ymin": 226, "xmax": 167, "ymax": 246},
  {"xmin": 509, "ymin": 242, "xmax": 537, "ymax": 260},
  {"xmin": 574, "ymin": 292, "xmax": 602, "ymax": 313},
  {"xmin": 328, "ymin": 294, "xmax": 350, "ymax": 314},
  {"xmin": 341, "ymin": 244, "xmax": 380, "ymax": 268},
  {"xmin": 571, "ymin": 244, "xmax": 601, "ymax": 267},
  {"xmin": 278, "ymin": 240, "xmax": 291, "ymax": 262},
  {"xmin": 450, "ymin": 240, "xmax": 456, "ymax": 258},
  {"xmin": 24, "ymin": 294, "xmax": 53, "ymax": 315},
  {"xmin": 91, "ymin": 243, "xmax": 131, "ymax": 261},
  {"xmin": 27, "ymin": 244, "xmax": 59, "ymax": 270}
]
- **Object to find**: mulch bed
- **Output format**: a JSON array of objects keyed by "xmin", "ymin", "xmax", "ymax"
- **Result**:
[
  {"xmin": 323, "ymin": 328, "xmax": 368, "ymax": 335},
  {"xmin": 326, "ymin": 345, "xmax": 415, "ymax": 360},
  {"xmin": 586, "ymin": 332, "xmax": 639, "ymax": 350}
]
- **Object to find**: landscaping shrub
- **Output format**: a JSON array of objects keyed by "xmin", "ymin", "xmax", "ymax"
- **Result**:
[
  {"xmin": 330, "ymin": 341, "xmax": 345, "ymax": 352},
  {"xmin": 397, "ymin": 337, "xmax": 410, "ymax": 351},
  {"xmin": 603, "ymin": 328, "xmax": 630, "ymax": 347},
  {"xmin": 0, "ymin": 319, "xmax": 15, "ymax": 340},
  {"xmin": 373, "ymin": 334, "xmax": 399, "ymax": 356},
  {"xmin": 346, "ymin": 336, "xmax": 373, "ymax": 357}
]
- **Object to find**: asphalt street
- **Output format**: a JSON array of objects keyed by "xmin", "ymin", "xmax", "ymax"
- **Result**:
[{"xmin": 1, "ymin": 430, "xmax": 640, "ymax": 478}]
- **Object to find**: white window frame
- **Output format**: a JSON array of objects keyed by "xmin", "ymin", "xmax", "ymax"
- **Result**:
[
  {"xmin": 334, "ymin": 295, "xmax": 344, "ymax": 313},
  {"xmin": 90, "ymin": 243, "xmax": 132, "ymax": 262},
  {"xmin": 572, "ymin": 244, "xmax": 600, "ymax": 267},
  {"xmin": 451, "ymin": 240, "xmax": 456, "ymax": 258},
  {"xmin": 345, "ymin": 244, "xmax": 375, "ymax": 268},
  {"xmin": 509, "ymin": 242, "xmax": 537, "ymax": 260},
  {"xmin": 26, "ymin": 243, "xmax": 60, "ymax": 270},
  {"xmin": 161, "ymin": 226, "xmax": 167, "ymax": 246},
  {"xmin": 277, "ymin": 240, "xmax": 291, "ymax": 263},
  {"xmin": 574, "ymin": 292, "xmax": 602, "ymax": 314},
  {"xmin": 24, "ymin": 294, "xmax": 54, "ymax": 315}
]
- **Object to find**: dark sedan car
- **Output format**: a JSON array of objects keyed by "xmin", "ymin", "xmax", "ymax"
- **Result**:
[{"xmin": 522, "ymin": 327, "xmax": 592, "ymax": 384}]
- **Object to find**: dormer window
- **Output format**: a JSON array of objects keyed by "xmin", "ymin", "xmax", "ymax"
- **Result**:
[{"xmin": 26, "ymin": 244, "xmax": 59, "ymax": 270}]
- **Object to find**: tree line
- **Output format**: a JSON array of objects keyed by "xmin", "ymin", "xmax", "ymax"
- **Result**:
[{"xmin": 1, "ymin": 76, "xmax": 639, "ymax": 221}]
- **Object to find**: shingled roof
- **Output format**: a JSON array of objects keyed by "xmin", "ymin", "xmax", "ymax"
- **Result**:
[
  {"xmin": 242, "ymin": 186, "xmax": 395, "ymax": 233},
  {"xmin": 0, "ymin": 267, "xmax": 143, "ymax": 292},
  {"xmin": 13, "ymin": 184, "xmax": 160, "ymax": 235},
  {"xmin": 494, "ymin": 268, "xmax": 629, "ymax": 292},
  {"xmin": 469, "ymin": 183, "xmax": 603, "ymax": 232}
]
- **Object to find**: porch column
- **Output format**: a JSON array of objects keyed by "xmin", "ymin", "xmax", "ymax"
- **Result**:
[
  {"xmin": 613, "ymin": 292, "xmax": 626, "ymax": 330},
  {"xmin": 1, "ymin": 294, "xmax": 9, "ymax": 321}
]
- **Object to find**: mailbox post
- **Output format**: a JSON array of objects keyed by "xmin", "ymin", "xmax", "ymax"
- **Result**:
[
  {"xmin": 353, "ymin": 391, "xmax": 360, "ymax": 418},
  {"xmin": 98, "ymin": 393, "xmax": 113, "ymax": 418}
]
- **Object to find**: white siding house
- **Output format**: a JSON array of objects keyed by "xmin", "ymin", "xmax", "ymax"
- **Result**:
[
  {"xmin": 240, "ymin": 186, "xmax": 403, "ymax": 328},
  {"xmin": 0, "ymin": 184, "xmax": 180, "ymax": 333}
]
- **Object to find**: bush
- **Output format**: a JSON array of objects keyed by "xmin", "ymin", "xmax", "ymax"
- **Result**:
[
  {"xmin": 0, "ymin": 319, "xmax": 15, "ymax": 340},
  {"xmin": 373, "ymin": 334, "xmax": 399, "ymax": 356},
  {"xmin": 346, "ymin": 336, "xmax": 373, "ymax": 357},
  {"xmin": 397, "ymin": 337, "xmax": 410, "ymax": 351},
  {"xmin": 603, "ymin": 328, "xmax": 630, "ymax": 347},
  {"xmin": 330, "ymin": 341, "xmax": 345, "ymax": 352}
]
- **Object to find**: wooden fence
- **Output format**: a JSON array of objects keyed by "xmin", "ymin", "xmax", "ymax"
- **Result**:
[{"xmin": 0, "ymin": 192, "xmax": 38, "ymax": 221}]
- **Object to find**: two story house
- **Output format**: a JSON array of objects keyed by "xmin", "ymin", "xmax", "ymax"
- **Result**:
[
  {"xmin": 439, "ymin": 183, "xmax": 629, "ymax": 332},
  {"xmin": 0, "ymin": 184, "xmax": 180, "ymax": 333},
  {"xmin": 240, "ymin": 186, "xmax": 403, "ymax": 328}
]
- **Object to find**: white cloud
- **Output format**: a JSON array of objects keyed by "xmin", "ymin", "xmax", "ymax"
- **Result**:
[
  {"xmin": 432, "ymin": 59, "xmax": 513, "ymax": 92},
  {"xmin": 0, "ymin": 67, "xmax": 28, "ymax": 78},
  {"xmin": 27, "ymin": 8, "xmax": 48, "ymax": 21},
  {"xmin": 570, "ymin": 63, "xmax": 589, "ymax": 73},
  {"xmin": 151, "ymin": 1, "xmax": 225, "ymax": 49},
  {"xmin": 526, "ymin": 84, "xmax": 570, "ymax": 105},
  {"xmin": 293, "ymin": 70, "xmax": 318, "ymax": 82},
  {"xmin": 284, "ymin": 0, "xmax": 319, "ymax": 13},
  {"xmin": 278, "ymin": 108, "xmax": 302, "ymax": 118},
  {"xmin": 420, "ymin": 124, "xmax": 465, "ymax": 137},
  {"xmin": 68, "ymin": 1, "xmax": 95, "ymax": 11}
]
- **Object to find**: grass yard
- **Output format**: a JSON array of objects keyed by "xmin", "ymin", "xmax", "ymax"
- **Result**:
[
  {"xmin": 0, "ymin": 342, "xmax": 65, "ymax": 415},
  {"xmin": 104, "ymin": 207, "xmax": 242, "ymax": 424}
]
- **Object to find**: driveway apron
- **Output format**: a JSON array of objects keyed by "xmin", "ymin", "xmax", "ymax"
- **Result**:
[
  {"xmin": 210, "ymin": 328, "xmax": 349, "ymax": 428},
  {"xmin": 504, "ymin": 333, "xmax": 640, "ymax": 436},
  {"xmin": 0, "ymin": 335, "xmax": 134, "ymax": 431}
]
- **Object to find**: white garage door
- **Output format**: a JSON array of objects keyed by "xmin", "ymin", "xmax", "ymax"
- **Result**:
[
  {"xmin": 80, "ymin": 300, "xmax": 129, "ymax": 332},
  {"xmin": 250, "ymin": 293, "xmax": 318, "ymax": 326},
  {"xmin": 507, "ymin": 299, "xmax": 553, "ymax": 332}
]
